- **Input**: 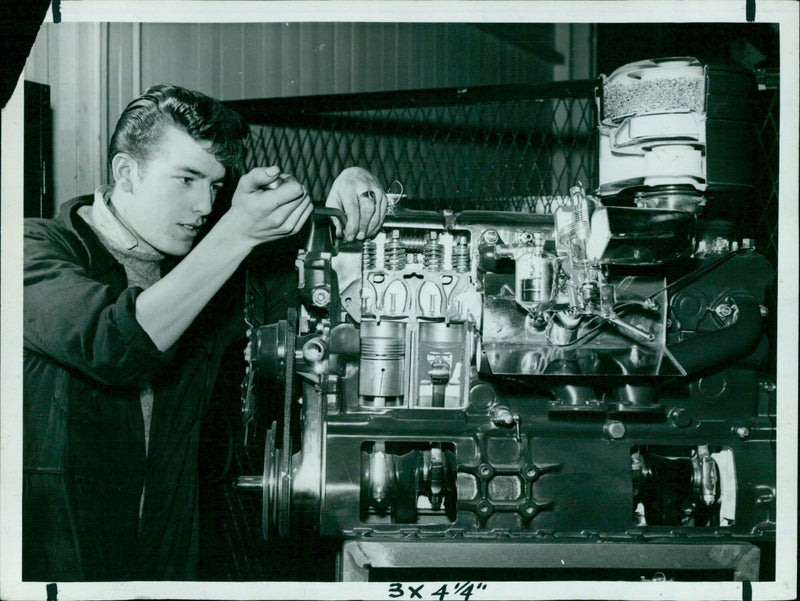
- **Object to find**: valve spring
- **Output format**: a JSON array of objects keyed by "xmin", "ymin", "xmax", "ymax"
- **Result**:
[
  {"xmin": 362, "ymin": 239, "xmax": 377, "ymax": 271},
  {"xmin": 396, "ymin": 234, "xmax": 427, "ymax": 252},
  {"xmin": 422, "ymin": 233, "xmax": 445, "ymax": 271},
  {"xmin": 452, "ymin": 238, "xmax": 471, "ymax": 273},
  {"xmin": 384, "ymin": 231, "xmax": 407, "ymax": 271}
]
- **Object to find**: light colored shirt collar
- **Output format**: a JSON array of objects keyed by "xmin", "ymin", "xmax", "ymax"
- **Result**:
[{"xmin": 83, "ymin": 185, "xmax": 163, "ymax": 259}]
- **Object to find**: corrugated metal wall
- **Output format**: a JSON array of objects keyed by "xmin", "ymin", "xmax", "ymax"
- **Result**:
[
  {"xmin": 25, "ymin": 22, "xmax": 558, "ymax": 209},
  {"xmin": 137, "ymin": 23, "xmax": 553, "ymax": 99}
]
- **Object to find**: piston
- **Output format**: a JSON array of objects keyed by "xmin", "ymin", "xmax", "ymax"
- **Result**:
[{"xmin": 359, "ymin": 321, "xmax": 406, "ymax": 402}]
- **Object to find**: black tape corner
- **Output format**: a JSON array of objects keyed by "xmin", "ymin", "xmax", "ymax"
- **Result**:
[
  {"xmin": 746, "ymin": 0, "xmax": 756, "ymax": 22},
  {"xmin": 51, "ymin": 0, "xmax": 62, "ymax": 23},
  {"xmin": 46, "ymin": 582, "xmax": 58, "ymax": 601},
  {"xmin": 742, "ymin": 579, "xmax": 752, "ymax": 601}
]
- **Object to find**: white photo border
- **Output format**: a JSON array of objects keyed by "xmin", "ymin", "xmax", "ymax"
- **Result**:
[{"xmin": 2, "ymin": 2, "xmax": 797, "ymax": 600}]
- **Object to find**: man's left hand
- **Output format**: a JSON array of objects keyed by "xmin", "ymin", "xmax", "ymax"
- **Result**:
[{"xmin": 325, "ymin": 167, "xmax": 387, "ymax": 241}]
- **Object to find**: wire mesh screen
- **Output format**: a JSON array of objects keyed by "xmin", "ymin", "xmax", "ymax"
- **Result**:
[
  {"xmin": 231, "ymin": 83, "xmax": 598, "ymax": 214},
  {"xmin": 229, "ymin": 79, "xmax": 778, "ymax": 261},
  {"xmin": 753, "ymin": 80, "xmax": 779, "ymax": 268}
]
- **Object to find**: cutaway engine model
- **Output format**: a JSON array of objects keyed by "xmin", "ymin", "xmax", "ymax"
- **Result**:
[{"xmin": 237, "ymin": 58, "xmax": 776, "ymax": 581}]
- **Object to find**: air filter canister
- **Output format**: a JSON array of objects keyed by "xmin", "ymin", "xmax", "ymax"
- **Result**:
[{"xmin": 597, "ymin": 57, "xmax": 758, "ymax": 199}]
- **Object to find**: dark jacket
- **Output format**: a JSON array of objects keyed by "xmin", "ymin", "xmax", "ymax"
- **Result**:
[{"xmin": 22, "ymin": 196, "xmax": 295, "ymax": 581}]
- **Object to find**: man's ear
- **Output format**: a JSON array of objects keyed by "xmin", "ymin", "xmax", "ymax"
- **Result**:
[{"xmin": 111, "ymin": 153, "xmax": 139, "ymax": 193}]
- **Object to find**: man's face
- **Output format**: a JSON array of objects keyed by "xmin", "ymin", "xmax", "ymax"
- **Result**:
[{"xmin": 116, "ymin": 124, "xmax": 227, "ymax": 256}]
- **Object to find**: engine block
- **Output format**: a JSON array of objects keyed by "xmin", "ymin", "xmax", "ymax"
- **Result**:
[{"xmin": 231, "ymin": 55, "xmax": 780, "ymax": 582}]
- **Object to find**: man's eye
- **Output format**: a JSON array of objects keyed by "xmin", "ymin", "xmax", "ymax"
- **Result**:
[{"xmin": 178, "ymin": 176, "xmax": 194, "ymax": 185}]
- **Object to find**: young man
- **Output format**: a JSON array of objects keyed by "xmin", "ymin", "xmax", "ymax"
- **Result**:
[{"xmin": 22, "ymin": 84, "xmax": 387, "ymax": 581}]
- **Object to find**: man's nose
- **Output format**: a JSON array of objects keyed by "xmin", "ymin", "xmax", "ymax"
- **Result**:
[{"xmin": 192, "ymin": 185, "xmax": 215, "ymax": 215}]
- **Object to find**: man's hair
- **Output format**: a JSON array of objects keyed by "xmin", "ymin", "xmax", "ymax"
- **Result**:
[{"xmin": 108, "ymin": 84, "xmax": 249, "ymax": 170}]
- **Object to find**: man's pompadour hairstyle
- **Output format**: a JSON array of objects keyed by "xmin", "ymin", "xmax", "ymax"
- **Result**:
[{"xmin": 108, "ymin": 84, "xmax": 250, "ymax": 169}]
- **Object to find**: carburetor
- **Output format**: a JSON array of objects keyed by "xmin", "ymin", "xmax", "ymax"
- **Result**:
[{"xmin": 238, "ymin": 188, "xmax": 775, "ymax": 579}]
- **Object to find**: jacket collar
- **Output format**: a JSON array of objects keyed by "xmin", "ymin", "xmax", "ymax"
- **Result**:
[{"xmin": 57, "ymin": 194, "xmax": 122, "ymax": 276}]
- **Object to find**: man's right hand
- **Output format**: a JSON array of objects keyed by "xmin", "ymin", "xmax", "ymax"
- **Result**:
[{"xmin": 229, "ymin": 165, "xmax": 313, "ymax": 245}]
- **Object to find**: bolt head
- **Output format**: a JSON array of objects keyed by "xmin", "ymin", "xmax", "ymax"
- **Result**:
[
  {"xmin": 604, "ymin": 420, "xmax": 626, "ymax": 439},
  {"xmin": 311, "ymin": 287, "xmax": 331, "ymax": 306},
  {"xmin": 482, "ymin": 229, "xmax": 500, "ymax": 244}
]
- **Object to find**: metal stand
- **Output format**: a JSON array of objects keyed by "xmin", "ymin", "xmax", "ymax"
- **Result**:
[{"xmin": 337, "ymin": 539, "xmax": 760, "ymax": 582}]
